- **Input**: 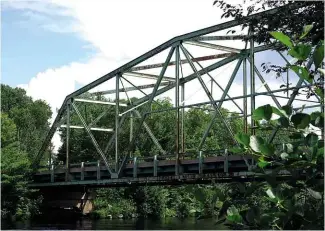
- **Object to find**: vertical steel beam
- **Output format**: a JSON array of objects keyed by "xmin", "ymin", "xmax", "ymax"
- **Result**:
[
  {"xmin": 286, "ymin": 69, "xmax": 289, "ymax": 98},
  {"xmin": 199, "ymin": 151, "xmax": 203, "ymax": 174},
  {"xmin": 130, "ymin": 112, "xmax": 133, "ymax": 150},
  {"xmin": 97, "ymin": 160, "xmax": 101, "ymax": 180},
  {"xmin": 65, "ymin": 102, "xmax": 71, "ymax": 182},
  {"xmin": 180, "ymin": 54, "xmax": 185, "ymax": 154},
  {"xmin": 115, "ymin": 75, "xmax": 120, "ymax": 172},
  {"xmin": 50, "ymin": 164, "xmax": 54, "ymax": 183},
  {"xmin": 224, "ymin": 149, "xmax": 228, "ymax": 173},
  {"xmin": 175, "ymin": 45, "xmax": 180, "ymax": 175},
  {"xmin": 181, "ymin": 79, "xmax": 185, "ymax": 154},
  {"xmin": 81, "ymin": 162, "xmax": 85, "ymax": 180},
  {"xmin": 154, "ymin": 155, "xmax": 158, "ymax": 177},
  {"xmin": 133, "ymin": 157, "xmax": 137, "ymax": 178},
  {"xmin": 250, "ymin": 29, "xmax": 255, "ymax": 135},
  {"xmin": 211, "ymin": 81, "xmax": 213, "ymax": 97},
  {"xmin": 243, "ymin": 58, "xmax": 248, "ymax": 133},
  {"xmin": 48, "ymin": 152, "xmax": 52, "ymax": 171}
]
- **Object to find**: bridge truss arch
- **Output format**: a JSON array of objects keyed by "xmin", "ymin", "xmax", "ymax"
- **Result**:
[{"xmin": 32, "ymin": 3, "xmax": 322, "ymax": 186}]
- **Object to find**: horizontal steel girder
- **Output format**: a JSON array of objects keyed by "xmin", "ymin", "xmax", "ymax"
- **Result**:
[
  {"xmin": 123, "ymin": 72, "xmax": 175, "ymax": 82},
  {"xmin": 185, "ymin": 41, "xmax": 241, "ymax": 53},
  {"xmin": 74, "ymin": 98, "xmax": 127, "ymax": 107},
  {"xmin": 92, "ymin": 82, "xmax": 172, "ymax": 95},
  {"xmin": 60, "ymin": 125, "xmax": 113, "ymax": 132},
  {"xmin": 130, "ymin": 53, "xmax": 234, "ymax": 71},
  {"xmin": 190, "ymin": 35, "xmax": 246, "ymax": 41}
]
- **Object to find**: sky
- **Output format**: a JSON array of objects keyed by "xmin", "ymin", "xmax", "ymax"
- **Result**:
[{"xmin": 1, "ymin": 0, "xmax": 320, "ymax": 152}]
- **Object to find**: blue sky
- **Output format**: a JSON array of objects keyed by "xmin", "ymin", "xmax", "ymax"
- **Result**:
[{"xmin": 1, "ymin": 8, "xmax": 96, "ymax": 87}]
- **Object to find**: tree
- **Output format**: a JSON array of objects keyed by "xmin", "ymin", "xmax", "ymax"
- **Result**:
[
  {"xmin": 214, "ymin": 1, "xmax": 324, "ymax": 46},
  {"xmin": 1, "ymin": 113, "xmax": 42, "ymax": 222},
  {"xmin": 1, "ymin": 84, "xmax": 52, "ymax": 160},
  {"xmin": 0, "ymin": 85, "xmax": 52, "ymax": 223},
  {"xmin": 222, "ymin": 26, "xmax": 324, "ymax": 230}
]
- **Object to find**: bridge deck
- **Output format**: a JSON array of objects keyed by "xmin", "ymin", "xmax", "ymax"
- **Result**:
[{"xmin": 30, "ymin": 155, "xmax": 293, "ymax": 188}]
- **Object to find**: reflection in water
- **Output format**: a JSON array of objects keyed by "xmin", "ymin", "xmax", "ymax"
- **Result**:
[{"xmin": 3, "ymin": 216, "xmax": 227, "ymax": 230}]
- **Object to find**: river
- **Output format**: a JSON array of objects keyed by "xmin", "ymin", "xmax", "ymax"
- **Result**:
[{"xmin": 2, "ymin": 217, "xmax": 228, "ymax": 230}]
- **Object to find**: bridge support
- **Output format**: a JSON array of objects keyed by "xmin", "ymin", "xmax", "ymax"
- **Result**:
[{"xmin": 39, "ymin": 187, "xmax": 96, "ymax": 215}]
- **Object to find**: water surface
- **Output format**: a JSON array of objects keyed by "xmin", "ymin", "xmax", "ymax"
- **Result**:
[{"xmin": 3, "ymin": 217, "xmax": 228, "ymax": 230}]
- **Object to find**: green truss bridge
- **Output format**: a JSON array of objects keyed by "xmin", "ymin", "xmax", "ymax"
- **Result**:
[{"xmin": 30, "ymin": 3, "xmax": 322, "ymax": 190}]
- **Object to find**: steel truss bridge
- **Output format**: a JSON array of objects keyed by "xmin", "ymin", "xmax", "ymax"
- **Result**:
[{"xmin": 30, "ymin": 3, "xmax": 323, "ymax": 188}]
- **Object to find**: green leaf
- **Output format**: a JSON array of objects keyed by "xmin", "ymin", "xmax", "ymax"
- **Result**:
[
  {"xmin": 253, "ymin": 104, "xmax": 273, "ymax": 121},
  {"xmin": 307, "ymin": 188, "xmax": 322, "ymax": 200},
  {"xmin": 249, "ymin": 135, "xmax": 265, "ymax": 153},
  {"xmin": 317, "ymin": 147, "xmax": 324, "ymax": 158},
  {"xmin": 272, "ymin": 107, "xmax": 286, "ymax": 117},
  {"xmin": 266, "ymin": 188, "xmax": 276, "ymax": 199},
  {"xmin": 258, "ymin": 157, "xmax": 270, "ymax": 168},
  {"xmin": 226, "ymin": 206, "xmax": 242, "ymax": 223},
  {"xmin": 288, "ymin": 44, "xmax": 312, "ymax": 60},
  {"xmin": 259, "ymin": 143, "xmax": 275, "ymax": 156},
  {"xmin": 299, "ymin": 24, "xmax": 313, "ymax": 39},
  {"xmin": 315, "ymin": 87, "xmax": 324, "ymax": 100},
  {"xmin": 310, "ymin": 111, "xmax": 324, "ymax": 128},
  {"xmin": 270, "ymin": 31, "xmax": 293, "ymax": 48},
  {"xmin": 305, "ymin": 133, "xmax": 319, "ymax": 147},
  {"xmin": 229, "ymin": 147, "xmax": 244, "ymax": 154},
  {"xmin": 313, "ymin": 40, "xmax": 324, "ymax": 69},
  {"xmin": 277, "ymin": 117, "xmax": 289, "ymax": 128},
  {"xmin": 291, "ymin": 113, "xmax": 311, "ymax": 129},
  {"xmin": 290, "ymin": 65, "xmax": 312, "ymax": 83},
  {"xmin": 235, "ymin": 133, "xmax": 250, "ymax": 147},
  {"xmin": 281, "ymin": 105, "xmax": 292, "ymax": 116}
]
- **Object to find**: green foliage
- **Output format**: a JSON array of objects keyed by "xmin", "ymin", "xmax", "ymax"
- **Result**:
[
  {"xmin": 221, "ymin": 24, "xmax": 324, "ymax": 230},
  {"xmin": 1, "ymin": 113, "xmax": 42, "ymax": 221},
  {"xmin": 269, "ymin": 27, "xmax": 324, "ymax": 100},
  {"xmin": 0, "ymin": 85, "xmax": 52, "ymax": 221},
  {"xmin": 269, "ymin": 32, "xmax": 293, "ymax": 48}
]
